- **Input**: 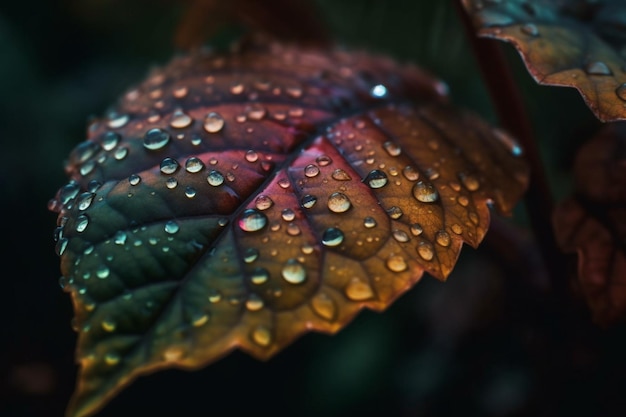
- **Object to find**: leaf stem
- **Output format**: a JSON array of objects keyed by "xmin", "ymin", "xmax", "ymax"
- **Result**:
[{"xmin": 453, "ymin": 0, "xmax": 566, "ymax": 296}]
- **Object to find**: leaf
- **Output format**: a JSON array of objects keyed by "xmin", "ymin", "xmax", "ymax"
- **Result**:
[
  {"xmin": 553, "ymin": 122, "xmax": 626, "ymax": 326},
  {"xmin": 48, "ymin": 37, "xmax": 529, "ymax": 417},
  {"xmin": 460, "ymin": 0, "xmax": 626, "ymax": 122}
]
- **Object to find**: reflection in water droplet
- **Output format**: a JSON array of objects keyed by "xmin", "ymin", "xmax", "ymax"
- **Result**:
[
  {"xmin": 402, "ymin": 166, "xmax": 419, "ymax": 181},
  {"xmin": 459, "ymin": 172, "xmax": 480, "ymax": 191},
  {"xmin": 281, "ymin": 209, "xmax": 296, "ymax": 221},
  {"xmin": 417, "ymin": 242, "xmax": 434, "ymax": 261},
  {"xmin": 101, "ymin": 319, "xmax": 116, "ymax": 332},
  {"xmin": 255, "ymin": 195, "xmax": 274, "ymax": 210},
  {"xmin": 251, "ymin": 325, "xmax": 272, "ymax": 347},
  {"xmin": 165, "ymin": 220, "xmax": 180, "ymax": 234},
  {"xmin": 76, "ymin": 214, "xmax": 89, "ymax": 232},
  {"xmin": 160, "ymin": 157, "xmax": 179, "ymax": 174},
  {"xmin": 102, "ymin": 132, "xmax": 120, "ymax": 151},
  {"xmin": 413, "ymin": 181, "xmax": 439, "ymax": 202},
  {"xmin": 191, "ymin": 313, "xmax": 209, "ymax": 327},
  {"xmin": 383, "ymin": 141, "xmax": 401, "ymax": 156},
  {"xmin": 203, "ymin": 112, "xmax": 225, "ymax": 133},
  {"xmin": 410, "ymin": 223, "xmax": 423, "ymax": 236},
  {"xmin": 166, "ymin": 177, "xmax": 178, "ymax": 189},
  {"xmin": 322, "ymin": 227, "xmax": 344, "ymax": 247},
  {"xmin": 245, "ymin": 150, "xmax": 259, "ymax": 162},
  {"xmin": 246, "ymin": 104, "xmax": 266, "ymax": 120},
  {"xmin": 104, "ymin": 352, "xmax": 120, "ymax": 365},
  {"xmin": 392, "ymin": 230, "xmax": 409, "ymax": 243},
  {"xmin": 185, "ymin": 157, "xmax": 204, "ymax": 173},
  {"xmin": 251, "ymin": 267, "xmax": 269, "ymax": 284},
  {"xmin": 316, "ymin": 155, "xmax": 332, "ymax": 166},
  {"xmin": 364, "ymin": 169, "xmax": 388, "ymax": 188},
  {"xmin": 332, "ymin": 169, "xmax": 352, "ymax": 181},
  {"xmin": 96, "ymin": 265, "xmax": 110, "ymax": 279},
  {"xmin": 370, "ymin": 84, "xmax": 388, "ymax": 98},
  {"xmin": 451, "ymin": 224, "xmax": 463, "ymax": 235},
  {"xmin": 128, "ymin": 174, "xmax": 141, "ymax": 185},
  {"xmin": 344, "ymin": 277, "xmax": 374, "ymax": 301},
  {"xmin": 143, "ymin": 128, "xmax": 171, "ymax": 150},
  {"xmin": 435, "ymin": 230, "xmax": 451, "ymax": 247},
  {"xmin": 311, "ymin": 292, "xmax": 337, "ymax": 320},
  {"xmin": 281, "ymin": 258, "xmax": 306, "ymax": 284},
  {"xmin": 387, "ymin": 206, "xmax": 403, "ymax": 219},
  {"xmin": 363, "ymin": 216, "xmax": 377, "ymax": 228},
  {"xmin": 170, "ymin": 109, "xmax": 193, "ymax": 128},
  {"xmin": 108, "ymin": 113, "xmax": 129, "ymax": 129},
  {"xmin": 207, "ymin": 170, "xmax": 224, "ymax": 186},
  {"xmin": 77, "ymin": 192, "xmax": 95, "ymax": 210},
  {"xmin": 208, "ymin": 289, "xmax": 222, "ymax": 303},
  {"xmin": 520, "ymin": 23, "xmax": 539, "ymax": 36},
  {"xmin": 327, "ymin": 192, "xmax": 351, "ymax": 213},
  {"xmin": 114, "ymin": 147, "xmax": 128, "ymax": 160},
  {"xmin": 238, "ymin": 209, "xmax": 268, "ymax": 232},
  {"xmin": 386, "ymin": 255, "xmax": 408, "ymax": 272},
  {"xmin": 246, "ymin": 294, "xmax": 264, "ymax": 311},
  {"xmin": 243, "ymin": 248, "xmax": 259, "ymax": 263},
  {"xmin": 301, "ymin": 194, "xmax": 317, "ymax": 209},
  {"xmin": 287, "ymin": 223, "xmax": 301, "ymax": 236},
  {"xmin": 304, "ymin": 164, "xmax": 320, "ymax": 178},
  {"xmin": 585, "ymin": 61, "xmax": 612, "ymax": 76}
]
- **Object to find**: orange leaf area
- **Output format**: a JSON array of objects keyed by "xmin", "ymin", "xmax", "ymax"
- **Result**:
[
  {"xmin": 554, "ymin": 123, "xmax": 626, "ymax": 326},
  {"xmin": 461, "ymin": 0, "xmax": 626, "ymax": 122},
  {"xmin": 49, "ymin": 37, "xmax": 529, "ymax": 417}
]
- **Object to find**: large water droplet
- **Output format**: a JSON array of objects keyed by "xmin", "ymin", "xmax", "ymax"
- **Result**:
[
  {"xmin": 108, "ymin": 113, "xmax": 129, "ymax": 129},
  {"xmin": 322, "ymin": 227, "xmax": 344, "ymax": 247},
  {"xmin": 128, "ymin": 174, "xmax": 141, "ymax": 186},
  {"xmin": 76, "ymin": 214, "xmax": 89, "ymax": 232},
  {"xmin": 185, "ymin": 157, "xmax": 204, "ymax": 173},
  {"xmin": 316, "ymin": 155, "xmax": 332, "ymax": 166},
  {"xmin": 239, "ymin": 209, "xmax": 268, "ymax": 232},
  {"xmin": 392, "ymin": 230, "xmax": 409, "ymax": 243},
  {"xmin": 164, "ymin": 220, "xmax": 180, "ymax": 234},
  {"xmin": 245, "ymin": 150, "xmax": 259, "ymax": 163},
  {"xmin": 327, "ymin": 192, "xmax": 351, "ymax": 213},
  {"xmin": 281, "ymin": 258, "xmax": 306, "ymax": 284},
  {"xmin": 435, "ymin": 230, "xmax": 451, "ymax": 247},
  {"xmin": 304, "ymin": 164, "xmax": 320, "ymax": 178},
  {"xmin": 207, "ymin": 170, "xmax": 224, "ymax": 186},
  {"xmin": 331, "ymin": 169, "xmax": 352, "ymax": 181},
  {"xmin": 59, "ymin": 181, "xmax": 80, "ymax": 205},
  {"xmin": 143, "ymin": 128, "xmax": 171, "ymax": 150},
  {"xmin": 160, "ymin": 157, "xmax": 179, "ymax": 174},
  {"xmin": 311, "ymin": 292, "xmax": 337, "ymax": 320},
  {"xmin": 344, "ymin": 277, "xmax": 374, "ymax": 301},
  {"xmin": 585, "ymin": 61, "xmax": 612, "ymax": 76},
  {"xmin": 255, "ymin": 195, "xmax": 273, "ymax": 210},
  {"xmin": 246, "ymin": 294, "xmax": 264, "ymax": 311},
  {"xmin": 170, "ymin": 109, "xmax": 193, "ymax": 128},
  {"xmin": 387, "ymin": 206, "xmax": 403, "ymax": 219},
  {"xmin": 301, "ymin": 194, "xmax": 317, "ymax": 209},
  {"xmin": 417, "ymin": 242, "xmax": 434, "ymax": 261},
  {"xmin": 102, "ymin": 132, "xmax": 120, "ymax": 151},
  {"xmin": 77, "ymin": 192, "xmax": 95, "ymax": 211},
  {"xmin": 410, "ymin": 223, "xmax": 423, "ymax": 236},
  {"xmin": 402, "ymin": 166, "xmax": 419, "ymax": 181},
  {"xmin": 251, "ymin": 325, "xmax": 272, "ymax": 347},
  {"xmin": 364, "ymin": 169, "xmax": 388, "ymax": 188},
  {"xmin": 412, "ymin": 181, "xmax": 439, "ymax": 202},
  {"xmin": 281, "ymin": 208, "xmax": 296, "ymax": 221},
  {"xmin": 203, "ymin": 112, "xmax": 225, "ymax": 133},
  {"xmin": 386, "ymin": 254, "xmax": 408, "ymax": 272},
  {"xmin": 251, "ymin": 267, "xmax": 269, "ymax": 284}
]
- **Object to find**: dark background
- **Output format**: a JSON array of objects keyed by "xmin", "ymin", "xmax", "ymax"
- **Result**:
[{"xmin": 1, "ymin": 1, "xmax": 624, "ymax": 416}]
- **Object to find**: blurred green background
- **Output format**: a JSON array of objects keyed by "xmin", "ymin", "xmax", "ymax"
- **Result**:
[{"xmin": 1, "ymin": 1, "xmax": 623, "ymax": 416}]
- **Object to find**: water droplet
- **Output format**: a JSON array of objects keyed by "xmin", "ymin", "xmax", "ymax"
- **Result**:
[
  {"xmin": 392, "ymin": 230, "xmax": 410, "ymax": 243},
  {"xmin": 410, "ymin": 223, "xmax": 423, "ymax": 236},
  {"xmin": 238, "ymin": 209, "xmax": 268, "ymax": 232},
  {"xmin": 246, "ymin": 294, "xmax": 264, "ymax": 311},
  {"xmin": 104, "ymin": 352, "xmax": 120, "ymax": 365},
  {"xmin": 208, "ymin": 289, "xmax": 222, "ymax": 303},
  {"xmin": 493, "ymin": 128, "xmax": 523, "ymax": 156},
  {"xmin": 301, "ymin": 194, "xmax": 317, "ymax": 209},
  {"xmin": 344, "ymin": 277, "xmax": 374, "ymax": 300},
  {"xmin": 387, "ymin": 206, "xmax": 403, "ymax": 219},
  {"xmin": 417, "ymin": 242, "xmax": 434, "ymax": 261},
  {"xmin": 251, "ymin": 325, "xmax": 272, "ymax": 347},
  {"xmin": 304, "ymin": 164, "xmax": 320, "ymax": 177},
  {"xmin": 251, "ymin": 268, "xmax": 269, "ymax": 284},
  {"xmin": 77, "ymin": 192, "xmax": 95, "ymax": 210},
  {"xmin": 278, "ymin": 178, "xmax": 291, "ymax": 189},
  {"xmin": 246, "ymin": 104, "xmax": 266, "ymax": 120},
  {"xmin": 245, "ymin": 150, "xmax": 259, "ymax": 162},
  {"xmin": 363, "ymin": 217, "xmax": 377, "ymax": 228},
  {"xmin": 402, "ymin": 166, "xmax": 419, "ymax": 181},
  {"xmin": 364, "ymin": 169, "xmax": 388, "ymax": 188},
  {"xmin": 108, "ymin": 113, "xmax": 129, "ymax": 129},
  {"xmin": 316, "ymin": 155, "xmax": 332, "ymax": 166},
  {"xmin": 143, "ymin": 128, "xmax": 171, "ymax": 150},
  {"xmin": 185, "ymin": 157, "xmax": 204, "ymax": 173},
  {"xmin": 79, "ymin": 160, "xmax": 96, "ymax": 176},
  {"xmin": 160, "ymin": 157, "xmax": 179, "ymax": 174},
  {"xmin": 331, "ymin": 169, "xmax": 351, "ymax": 181},
  {"xmin": 322, "ymin": 227, "xmax": 344, "ymax": 247},
  {"xmin": 469, "ymin": 212, "xmax": 479, "ymax": 225},
  {"xmin": 250, "ymin": 197, "xmax": 272, "ymax": 214},
  {"xmin": 55, "ymin": 238, "xmax": 68, "ymax": 256},
  {"xmin": 169, "ymin": 109, "xmax": 193, "ymax": 128},
  {"xmin": 203, "ymin": 112, "xmax": 225, "ymax": 133},
  {"xmin": 458, "ymin": 172, "xmax": 480, "ymax": 191},
  {"xmin": 287, "ymin": 223, "xmax": 301, "ymax": 236},
  {"xmin": 311, "ymin": 292, "xmax": 337, "ymax": 320},
  {"xmin": 435, "ymin": 230, "xmax": 451, "ymax": 247},
  {"xmin": 386, "ymin": 254, "xmax": 408, "ymax": 272},
  {"xmin": 114, "ymin": 231, "xmax": 127, "ymax": 245},
  {"xmin": 102, "ymin": 132, "xmax": 120, "ymax": 151},
  {"xmin": 585, "ymin": 61, "xmax": 612, "ymax": 76},
  {"xmin": 281, "ymin": 208, "xmax": 296, "ymax": 221},
  {"xmin": 164, "ymin": 220, "xmax": 180, "ymax": 234},
  {"xmin": 101, "ymin": 319, "xmax": 116, "ymax": 332},
  {"xmin": 207, "ymin": 170, "xmax": 224, "ymax": 186},
  {"xmin": 114, "ymin": 147, "xmax": 128, "ymax": 160},
  {"xmin": 173, "ymin": 86, "xmax": 188, "ymax": 99},
  {"xmin": 163, "ymin": 347, "xmax": 185, "ymax": 361},
  {"xmin": 230, "ymin": 83, "xmax": 245, "ymax": 95},
  {"xmin": 59, "ymin": 182, "xmax": 80, "ymax": 204},
  {"xmin": 185, "ymin": 186, "xmax": 196, "ymax": 198},
  {"xmin": 457, "ymin": 195, "xmax": 469, "ymax": 207},
  {"xmin": 451, "ymin": 224, "xmax": 463, "ymax": 235},
  {"xmin": 327, "ymin": 192, "xmax": 351, "ymax": 213},
  {"xmin": 370, "ymin": 84, "xmax": 387, "ymax": 98},
  {"xmin": 413, "ymin": 181, "xmax": 439, "ymax": 202},
  {"xmin": 76, "ymin": 214, "xmax": 89, "ymax": 232},
  {"xmin": 243, "ymin": 248, "xmax": 259, "ymax": 263},
  {"xmin": 281, "ymin": 258, "xmax": 306, "ymax": 284},
  {"xmin": 286, "ymin": 85, "xmax": 303, "ymax": 98},
  {"xmin": 165, "ymin": 177, "xmax": 178, "ymax": 189},
  {"xmin": 191, "ymin": 313, "xmax": 209, "ymax": 327},
  {"xmin": 383, "ymin": 141, "xmax": 401, "ymax": 156},
  {"xmin": 520, "ymin": 23, "xmax": 539, "ymax": 36}
]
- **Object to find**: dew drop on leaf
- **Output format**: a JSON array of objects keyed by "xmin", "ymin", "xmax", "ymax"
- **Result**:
[
  {"xmin": 344, "ymin": 277, "xmax": 374, "ymax": 301},
  {"xmin": 281, "ymin": 258, "xmax": 306, "ymax": 284},
  {"xmin": 321, "ymin": 227, "xmax": 344, "ymax": 247},
  {"xmin": 412, "ymin": 181, "xmax": 439, "ymax": 202},
  {"xmin": 160, "ymin": 157, "xmax": 179, "ymax": 174},
  {"xmin": 203, "ymin": 112, "xmax": 225, "ymax": 133},
  {"xmin": 327, "ymin": 192, "xmax": 351, "ymax": 213},
  {"xmin": 238, "ymin": 209, "xmax": 268, "ymax": 232},
  {"xmin": 143, "ymin": 128, "xmax": 171, "ymax": 150}
]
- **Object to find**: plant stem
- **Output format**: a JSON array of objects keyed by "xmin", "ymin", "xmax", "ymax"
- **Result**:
[{"xmin": 453, "ymin": 0, "xmax": 566, "ymax": 297}]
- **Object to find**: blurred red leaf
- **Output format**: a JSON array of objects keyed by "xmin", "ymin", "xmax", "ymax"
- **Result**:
[
  {"xmin": 460, "ymin": 0, "xmax": 626, "ymax": 122},
  {"xmin": 553, "ymin": 123, "xmax": 626, "ymax": 326},
  {"xmin": 49, "ymin": 36, "xmax": 529, "ymax": 417}
]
